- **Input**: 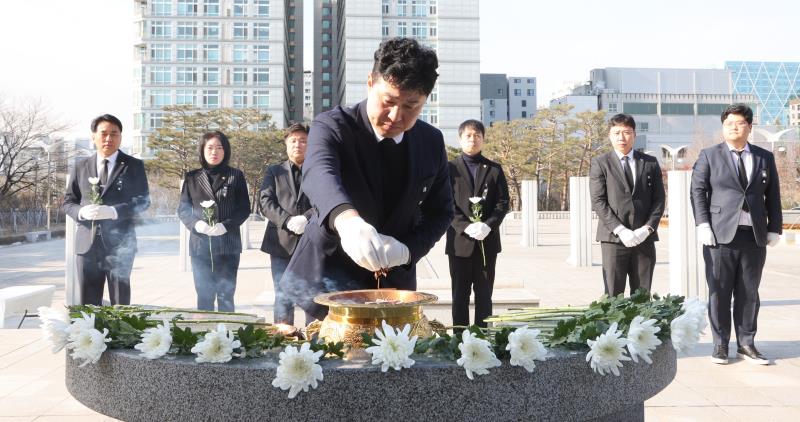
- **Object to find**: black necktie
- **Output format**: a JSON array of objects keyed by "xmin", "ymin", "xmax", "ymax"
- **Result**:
[
  {"xmin": 100, "ymin": 159, "xmax": 109, "ymax": 190},
  {"xmin": 734, "ymin": 150, "xmax": 750, "ymax": 212},
  {"xmin": 622, "ymin": 156, "xmax": 634, "ymax": 193}
]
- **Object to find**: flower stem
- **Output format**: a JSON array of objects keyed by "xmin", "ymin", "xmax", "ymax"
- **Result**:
[{"xmin": 480, "ymin": 240, "xmax": 486, "ymax": 266}]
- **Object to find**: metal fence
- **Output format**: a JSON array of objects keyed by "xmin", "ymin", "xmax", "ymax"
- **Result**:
[{"xmin": 0, "ymin": 209, "xmax": 65, "ymax": 236}]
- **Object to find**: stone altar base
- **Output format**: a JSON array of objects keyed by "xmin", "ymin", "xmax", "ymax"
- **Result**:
[{"xmin": 66, "ymin": 342, "xmax": 676, "ymax": 422}]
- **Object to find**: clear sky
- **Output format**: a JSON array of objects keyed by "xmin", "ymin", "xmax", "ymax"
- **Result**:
[{"xmin": 1, "ymin": 0, "xmax": 798, "ymax": 142}]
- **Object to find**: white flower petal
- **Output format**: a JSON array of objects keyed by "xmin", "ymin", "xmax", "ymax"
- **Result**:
[
  {"xmin": 200, "ymin": 200, "xmax": 216, "ymax": 208},
  {"xmin": 191, "ymin": 324, "xmax": 240, "ymax": 363},
  {"xmin": 586, "ymin": 322, "xmax": 631, "ymax": 376},
  {"xmin": 272, "ymin": 342, "xmax": 324, "ymax": 399},
  {"xmin": 625, "ymin": 316, "xmax": 661, "ymax": 364},
  {"xmin": 134, "ymin": 319, "xmax": 173, "ymax": 360},
  {"xmin": 456, "ymin": 331, "xmax": 501, "ymax": 380},
  {"xmin": 365, "ymin": 320, "xmax": 417, "ymax": 372},
  {"xmin": 506, "ymin": 325, "xmax": 548, "ymax": 373}
]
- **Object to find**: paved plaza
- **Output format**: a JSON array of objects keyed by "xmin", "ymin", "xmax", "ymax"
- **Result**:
[{"xmin": 1, "ymin": 219, "xmax": 799, "ymax": 421}]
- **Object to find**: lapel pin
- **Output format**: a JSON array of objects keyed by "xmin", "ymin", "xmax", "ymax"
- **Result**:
[{"xmin": 423, "ymin": 186, "xmax": 427, "ymax": 192}]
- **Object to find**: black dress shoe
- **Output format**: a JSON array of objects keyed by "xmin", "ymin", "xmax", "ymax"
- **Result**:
[
  {"xmin": 711, "ymin": 344, "xmax": 728, "ymax": 364},
  {"xmin": 737, "ymin": 345, "xmax": 770, "ymax": 365}
]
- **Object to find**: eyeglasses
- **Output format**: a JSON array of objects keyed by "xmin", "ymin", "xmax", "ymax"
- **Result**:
[{"xmin": 723, "ymin": 121, "xmax": 750, "ymax": 128}]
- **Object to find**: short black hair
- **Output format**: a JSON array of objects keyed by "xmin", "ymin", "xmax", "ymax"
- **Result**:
[
  {"xmin": 199, "ymin": 131, "xmax": 231, "ymax": 168},
  {"xmin": 91, "ymin": 114, "xmax": 123, "ymax": 133},
  {"xmin": 371, "ymin": 37, "xmax": 439, "ymax": 96},
  {"xmin": 284, "ymin": 122, "xmax": 309, "ymax": 141},
  {"xmin": 721, "ymin": 103, "xmax": 753, "ymax": 125},
  {"xmin": 458, "ymin": 119, "xmax": 485, "ymax": 137},
  {"xmin": 608, "ymin": 113, "xmax": 636, "ymax": 131}
]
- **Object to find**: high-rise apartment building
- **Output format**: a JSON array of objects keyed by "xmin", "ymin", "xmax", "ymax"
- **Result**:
[
  {"xmin": 303, "ymin": 70, "xmax": 314, "ymax": 121},
  {"xmin": 789, "ymin": 98, "xmax": 800, "ymax": 128},
  {"xmin": 131, "ymin": 0, "xmax": 302, "ymax": 156},
  {"xmin": 726, "ymin": 61, "xmax": 800, "ymax": 126},
  {"xmin": 314, "ymin": 0, "xmax": 480, "ymax": 145},
  {"xmin": 479, "ymin": 73, "xmax": 537, "ymax": 127}
]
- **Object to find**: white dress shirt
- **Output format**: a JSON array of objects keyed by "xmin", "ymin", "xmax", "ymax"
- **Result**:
[
  {"xmin": 614, "ymin": 149, "xmax": 636, "ymax": 190},
  {"xmin": 727, "ymin": 143, "xmax": 753, "ymax": 227}
]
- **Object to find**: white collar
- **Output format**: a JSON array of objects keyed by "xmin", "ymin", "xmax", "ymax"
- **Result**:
[
  {"xmin": 97, "ymin": 150, "xmax": 120, "ymax": 165},
  {"xmin": 614, "ymin": 149, "xmax": 634, "ymax": 161},
  {"xmin": 373, "ymin": 130, "xmax": 404, "ymax": 145},
  {"xmin": 726, "ymin": 142, "xmax": 751, "ymax": 153}
]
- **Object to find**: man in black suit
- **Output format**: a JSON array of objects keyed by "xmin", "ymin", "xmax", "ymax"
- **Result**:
[
  {"xmin": 62, "ymin": 114, "xmax": 150, "ymax": 305},
  {"xmin": 259, "ymin": 123, "xmax": 313, "ymax": 324},
  {"xmin": 590, "ymin": 113, "xmax": 665, "ymax": 297},
  {"xmin": 445, "ymin": 119, "xmax": 509, "ymax": 328},
  {"xmin": 691, "ymin": 103, "xmax": 782, "ymax": 365},
  {"xmin": 280, "ymin": 38, "xmax": 454, "ymax": 319}
]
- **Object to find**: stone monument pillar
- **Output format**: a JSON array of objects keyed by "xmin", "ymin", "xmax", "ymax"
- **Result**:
[
  {"xmin": 667, "ymin": 171, "xmax": 707, "ymax": 300},
  {"xmin": 520, "ymin": 179, "xmax": 539, "ymax": 247},
  {"xmin": 567, "ymin": 177, "xmax": 592, "ymax": 267}
]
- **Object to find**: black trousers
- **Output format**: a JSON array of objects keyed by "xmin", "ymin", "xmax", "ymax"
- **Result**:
[
  {"xmin": 600, "ymin": 240, "xmax": 656, "ymax": 296},
  {"xmin": 270, "ymin": 255, "xmax": 295, "ymax": 324},
  {"xmin": 448, "ymin": 247, "xmax": 498, "ymax": 328},
  {"xmin": 76, "ymin": 238, "xmax": 134, "ymax": 306},
  {"xmin": 703, "ymin": 227, "xmax": 766, "ymax": 347},
  {"xmin": 191, "ymin": 253, "xmax": 240, "ymax": 312}
]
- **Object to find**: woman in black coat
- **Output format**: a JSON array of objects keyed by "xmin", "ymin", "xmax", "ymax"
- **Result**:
[{"xmin": 178, "ymin": 131, "xmax": 250, "ymax": 311}]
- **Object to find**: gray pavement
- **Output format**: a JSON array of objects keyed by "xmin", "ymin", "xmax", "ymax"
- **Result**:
[{"xmin": 1, "ymin": 219, "xmax": 799, "ymax": 420}]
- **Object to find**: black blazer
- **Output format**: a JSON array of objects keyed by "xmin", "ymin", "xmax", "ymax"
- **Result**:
[
  {"xmin": 62, "ymin": 151, "xmax": 150, "ymax": 255},
  {"xmin": 259, "ymin": 160, "xmax": 313, "ymax": 258},
  {"xmin": 445, "ymin": 155, "xmax": 510, "ymax": 257},
  {"xmin": 178, "ymin": 166, "xmax": 251, "ymax": 257},
  {"xmin": 281, "ymin": 100, "xmax": 454, "ymax": 314},
  {"xmin": 590, "ymin": 150, "xmax": 666, "ymax": 243},
  {"xmin": 690, "ymin": 142, "xmax": 782, "ymax": 246}
]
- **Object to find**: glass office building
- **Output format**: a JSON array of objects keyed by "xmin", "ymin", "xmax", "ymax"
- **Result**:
[{"xmin": 726, "ymin": 61, "xmax": 800, "ymax": 126}]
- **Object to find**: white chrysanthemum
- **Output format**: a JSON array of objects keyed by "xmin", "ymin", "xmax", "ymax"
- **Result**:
[
  {"xmin": 191, "ymin": 324, "xmax": 241, "ymax": 363},
  {"xmin": 505, "ymin": 325, "xmax": 548, "ymax": 373},
  {"xmin": 681, "ymin": 297, "xmax": 708, "ymax": 333},
  {"xmin": 67, "ymin": 324, "xmax": 110, "ymax": 367},
  {"xmin": 625, "ymin": 316, "xmax": 662, "ymax": 364},
  {"xmin": 468, "ymin": 197, "xmax": 483, "ymax": 204},
  {"xmin": 586, "ymin": 322, "xmax": 631, "ymax": 376},
  {"xmin": 134, "ymin": 319, "xmax": 173, "ymax": 360},
  {"xmin": 272, "ymin": 342, "xmax": 324, "ymax": 399},
  {"xmin": 68, "ymin": 311, "xmax": 98, "ymax": 339},
  {"xmin": 37, "ymin": 306, "xmax": 71, "ymax": 353},
  {"xmin": 365, "ymin": 320, "xmax": 418, "ymax": 372},
  {"xmin": 200, "ymin": 200, "xmax": 215, "ymax": 208},
  {"xmin": 88, "ymin": 177, "xmax": 100, "ymax": 185},
  {"xmin": 456, "ymin": 331, "xmax": 501, "ymax": 380},
  {"xmin": 670, "ymin": 313, "xmax": 701, "ymax": 353}
]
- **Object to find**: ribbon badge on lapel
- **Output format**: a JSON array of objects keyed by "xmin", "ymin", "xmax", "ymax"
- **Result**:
[
  {"xmin": 647, "ymin": 174, "xmax": 652, "ymax": 188},
  {"xmin": 761, "ymin": 169, "xmax": 767, "ymax": 184},
  {"xmin": 221, "ymin": 175, "xmax": 232, "ymax": 198}
]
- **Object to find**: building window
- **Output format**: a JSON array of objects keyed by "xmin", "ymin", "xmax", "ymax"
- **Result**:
[
  {"xmin": 253, "ymin": 23, "xmax": 269, "ymax": 40},
  {"xmin": 321, "ymin": 85, "xmax": 331, "ymax": 94},
  {"xmin": 150, "ymin": 89, "xmax": 171, "ymax": 107},
  {"xmin": 321, "ymin": 32, "xmax": 330, "ymax": 42},
  {"xmin": 322, "ymin": 46, "xmax": 330, "ymax": 55},
  {"xmin": 382, "ymin": 0, "xmax": 389, "ymax": 14},
  {"xmin": 622, "ymin": 102, "xmax": 657, "ymax": 115},
  {"xmin": 322, "ymin": 20, "xmax": 331, "ymax": 29},
  {"xmin": 521, "ymin": 111, "xmax": 527, "ymax": 118},
  {"xmin": 254, "ymin": 68, "xmax": 269, "ymax": 85},
  {"xmin": 412, "ymin": 0, "xmax": 427, "ymax": 16},
  {"xmin": 608, "ymin": 103, "xmax": 618, "ymax": 113},
  {"xmin": 429, "ymin": 87, "xmax": 438, "ymax": 103},
  {"xmin": 661, "ymin": 103, "xmax": 694, "ymax": 115},
  {"xmin": 322, "ymin": 98, "xmax": 331, "ymax": 107},
  {"xmin": 382, "ymin": 23, "xmax": 389, "ymax": 37},
  {"xmin": 489, "ymin": 99, "xmax": 495, "ymax": 106},
  {"xmin": 321, "ymin": 59, "xmax": 330, "ymax": 68},
  {"xmin": 176, "ymin": 45, "xmax": 197, "ymax": 62},
  {"xmin": 397, "ymin": 22, "xmax": 407, "ymax": 36},
  {"xmin": 521, "ymin": 100, "xmax": 527, "ymax": 107},
  {"xmin": 204, "ymin": 0, "xmax": 220, "ymax": 16},
  {"xmin": 254, "ymin": 90, "xmax": 269, "ymax": 107},
  {"xmin": 152, "ymin": 0, "xmax": 171, "ymax": 16},
  {"xmin": 150, "ymin": 44, "xmax": 171, "ymax": 61},
  {"xmin": 176, "ymin": 67, "xmax": 197, "ymax": 84},
  {"xmin": 176, "ymin": 89, "xmax": 196, "ymax": 106},
  {"xmin": 203, "ymin": 67, "xmax": 219, "ymax": 85},
  {"xmin": 514, "ymin": 89, "xmax": 521, "ymax": 96},
  {"xmin": 177, "ymin": 22, "xmax": 198, "ymax": 39},
  {"xmin": 639, "ymin": 122, "xmax": 649, "ymax": 132},
  {"xmin": 697, "ymin": 103, "xmax": 728, "ymax": 115},
  {"xmin": 233, "ymin": 45, "xmax": 247, "ymax": 62},
  {"xmin": 253, "ymin": 45, "xmax": 269, "ymax": 62},
  {"xmin": 255, "ymin": 0, "xmax": 269, "ymax": 16},
  {"xmin": 527, "ymin": 89, "xmax": 535, "ymax": 96},
  {"xmin": 322, "ymin": 6, "xmax": 331, "ymax": 15},
  {"xmin": 429, "ymin": 0, "xmax": 437, "ymax": 15},
  {"xmin": 151, "ymin": 21, "xmax": 171, "ymax": 38},
  {"xmin": 527, "ymin": 78, "xmax": 535, "ymax": 84},
  {"xmin": 202, "ymin": 90, "xmax": 219, "ymax": 108},
  {"xmin": 177, "ymin": 0, "xmax": 198, "ymax": 16},
  {"xmin": 150, "ymin": 66, "xmax": 171, "ymax": 84},
  {"xmin": 149, "ymin": 113, "xmax": 164, "ymax": 129},
  {"xmin": 497, "ymin": 88, "xmax": 503, "ymax": 95},
  {"xmin": 429, "ymin": 23, "xmax": 437, "ymax": 37},
  {"xmin": 203, "ymin": 22, "xmax": 220, "ymax": 39},
  {"xmin": 322, "ymin": 72, "xmax": 330, "ymax": 81},
  {"xmin": 420, "ymin": 107, "xmax": 438, "ymax": 125},
  {"xmin": 397, "ymin": 0, "xmax": 407, "ymax": 16},
  {"xmin": 234, "ymin": 23, "xmax": 248, "ymax": 40},
  {"xmin": 204, "ymin": 44, "xmax": 219, "ymax": 62},
  {"xmin": 233, "ymin": 68, "xmax": 247, "ymax": 85},
  {"xmin": 233, "ymin": 0, "xmax": 247, "ymax": 16},
  {"xmin": 412, "ymin": 22, "xmax": 427, "ymax": 38},
  {"xmin": 513, "ymin": 78, "xmax": 521, "ymax": 83},
  {"xmin": 489, "ymin": 110, "xmax": 495, "ymax": 118},
  {"xmin": 233, "ymin": 90, "xmax": 247, "ymax": 108}
]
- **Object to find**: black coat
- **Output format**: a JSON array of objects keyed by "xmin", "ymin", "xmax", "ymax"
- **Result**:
[
  {"xmin": 178, "ymin": 166, "xmax": 250, "ymax": 257},
  {"xmin": 445, "ymin": 155, "xmax": 510, "ymax": 257},
  {"xmin": 62, "ymin": 151, "xmax": 150, "ymax": 256},
  {"xmin": 590, "ymin": 150, "xmax": 666, "ymax": 243},
  {"xmin": 259, "ymin": 160, "xmax": 313, "ymax": 258}
]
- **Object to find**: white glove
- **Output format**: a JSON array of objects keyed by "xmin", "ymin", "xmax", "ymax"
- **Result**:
[
  {"xmin": 78, "ymin": 204, "xmax": 101, "ymax": 220},
  {"xmin": 633, "ymin": 226, "xmax": 651, "ymax": 244},
  {"xmin": 379, "ymin": 234, "xmax": 410, "ymax": 268},
  {"xmin": 194, "ymin": 221, "xmax": 211, "ymax": 234},
  {"xmin": 206, "ymin": 223, "xmax": 228, "ymax": 237},
  {"xmin": 335, "ymin": 214, "xmax": 388, "ymax": 272},
  {"xmin": 767, "ymin": 232, "xmax": 780, "ymax": 247},
  {"xmin": 697, "ymin": 224, "xmax": 716, "ymax": 246},
  {"xmin": 286, "ymin": 215, "xmax": 308, "ymax": 235},
  {"xmin": 472, "ymin": 222, "xmax": 491, "ymax": 241},
  {"xmin": 94, "ymin": 205, "xmax": 117, "ymax": 220},
  {"xmin": 617, "ymin": 228, "xmax": 639, "ymax": 248}
]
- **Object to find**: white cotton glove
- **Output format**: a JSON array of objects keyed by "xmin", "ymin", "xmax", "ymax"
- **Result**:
[
  {"xmin": 286, "ymin": 215, "xmax": 308, "ymax": 235},
  {"xmin": 206, "ymin": 223, "xmax": 228, "ymax": 237},
  {"xmin": 464, "ymin": 222, "xmax": 480, "ymax": 237},
  {"xmin": 697, "ymin": 224, "xmax": 716, "ymax": 246},
  {"xmin": 78, "ymin": 204, "xmax": 101, "ymax": 220},
  {"xmin": 194, "ymin": 221, "xmax": 211, "ymax": 234},
  {"xmin": 335, "ymin": 214, "xmax": 388, "ymax": 272},
  {"xmin": 471, "ymin": 222, "xmax": 491, "ymax": 241},
  {"xmin": 379, "ymin": 234, "xmax": 410, "ymax": 268},
  {"xmin": 93, "ymin": 205, "xmax": 117, "ymax": 220},
  {"xmin": 617, "ymin": 228, "xmax": 639, "ymax": 248},
  {"xmin": 767, "ymin": 232, "xmax": 780, "ymax": 247},
  {"xmin": 633, "ymin": 226, "xmax": 651, "ymax": 244}
]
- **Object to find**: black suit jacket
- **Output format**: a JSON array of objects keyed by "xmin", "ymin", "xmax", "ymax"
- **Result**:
[
  {"xmin": 178, "ymin": 166, "xmax": 251, "ymax": 256},
  {"xmin": 445, "ymin": 155, "xmax": 510, "ymax": 257},
  {"xmin": 690, "ymin": 142, "xmax": 782, "ymax": 246},
  {"xmin": 259, "ymin": 160, "xmax": 313, "ymax": 258},
  {"xmin": 281, "ymin": 100, "xmax": 454, "ymax": 315},
  {"xmin": 62, "ymin": 151, "xmax": 150, "ymax": 255},
  {"xmin": 590, "ymin": 150, "xmax": 665, "ymax": 243}
]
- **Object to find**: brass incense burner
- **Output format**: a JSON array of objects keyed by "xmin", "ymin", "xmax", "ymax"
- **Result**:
[{"xmin": 310, "ymin": 289, "xmax": 438, "ymax": 346}]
